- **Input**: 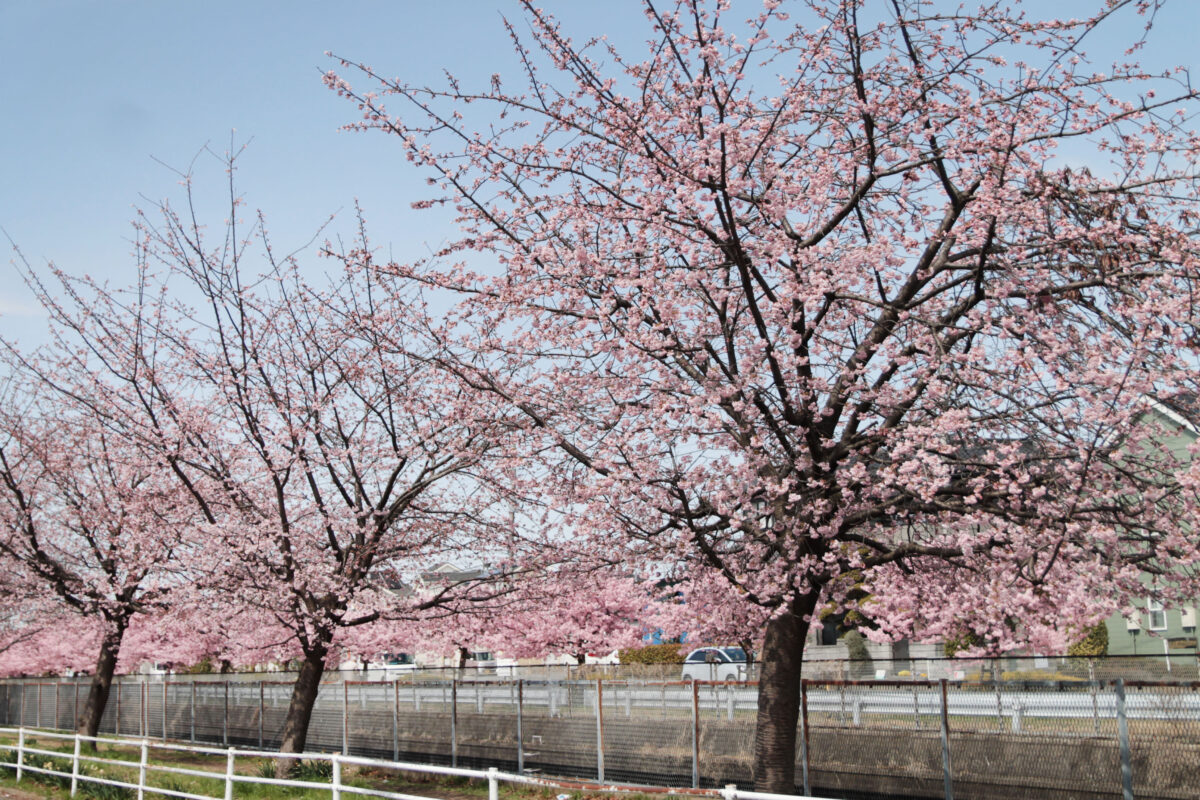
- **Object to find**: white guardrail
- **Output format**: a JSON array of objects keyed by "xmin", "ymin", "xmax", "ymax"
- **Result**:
[{"xmin": 0, "ymin": 726, "xmax": 823, "ymax": 800}]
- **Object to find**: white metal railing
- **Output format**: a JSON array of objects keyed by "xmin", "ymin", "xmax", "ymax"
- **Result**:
[{"xmin": 0, "ymin": 727, "xmax": 823, "ymax": 800}]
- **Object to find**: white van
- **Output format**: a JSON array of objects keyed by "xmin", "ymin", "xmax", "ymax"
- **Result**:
[{"xmin": 680, "ymin": 646, "xmax": 750, "ymax": 681}]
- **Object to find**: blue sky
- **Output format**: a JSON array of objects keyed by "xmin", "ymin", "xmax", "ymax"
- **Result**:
[
  {"xmin": 0, "ymin": 1, "xmax": 642, "ymax": 341},
  {"xmin": 1, "ymin": 0, "xmax": 1197, "ymax": 343}
]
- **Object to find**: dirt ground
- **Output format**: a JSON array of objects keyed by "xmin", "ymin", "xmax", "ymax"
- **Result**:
[{"xmin": 0, "ymin": 787, "xmax": 51, "ymax": 800}]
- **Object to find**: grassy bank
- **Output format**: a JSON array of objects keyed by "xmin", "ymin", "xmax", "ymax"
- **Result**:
[{"xmin": 0, "ymin": 731, "xmax": 682, "ymax": 800}]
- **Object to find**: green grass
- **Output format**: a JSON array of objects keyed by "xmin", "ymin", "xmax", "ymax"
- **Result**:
[{"xmin": 0, "ymin": 731, "xmax": 690, "ymax": 800}]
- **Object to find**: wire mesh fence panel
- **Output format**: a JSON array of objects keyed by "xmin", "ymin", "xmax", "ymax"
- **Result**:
[
  {"xmin": 517, "ymin": 680, "xmax": 600, "ymax": 781},
  {"xmin": 163, "ymin": 682, "xmax": 190, "ymax": 741},
  {"xmin": 95, "ymin": 683, "xmax": 116, "ymax": 734},
  {"xmin": 1089, "ymin": 657, "xmax": 1200, "ymax": 683},
  {"xmin": 222, "ymin": 680, "xmax": 260, "ymax": 747},
  {"xmin": 116, "ymin": 683, "xmax": 144, "ymax": 737},
  {"xmin": 12, "ymin": 684, "xmax": 28, "ymax": 727},
  {"xmin": 454, "ymin": 681, "xmax": 520, "ymax": 771},
  {"xmin": 9, "ymin": 684, "xmax": 20, "ymax": 727},
  {"xmin": 4, "ymin": 671, "xmax": 1199, "ymax": 800},
  {"xmin": 803, "ymin": 682, "xmax": 947, "ymax": 800},
  {"xmin": 345, "ymin": 682, "xmax": 394, "ymax": 760},
  {"xmin": 599, "ymin": 681, "xmax": 695, "ymax": 787},
  {"xmin": 53, "ymin": 683, "xmax": 71, "ymax": 729},
  {"xmin": 192, "ymin": 682, "xmax": 227, "ymax": 744},
  {"xmin": 390, "ymin": 681, "xmax": 452, "ymax": 767},
  {"xmin": 142, "ymin": 681, "xmax": 164, "ymax": 739},
  {"xmin": 946, "ymin": 683, "xmax": 1124, "ymax": 800},
  {"xmin": 1126, "ymin": 683, "xmax": 1200, "ymax": 800},
  {"xmin": 12, "ymin": 684, "xmax": 29, "ymax": 727},
  {"xmin": 695, "ymin": 681, "xmax": 754, "ymax": 788},
  {"xmin": 71, "ymin": 681, "xmax": 86, "ymax": 731},
  {"xmin": 34, "ymin": 683, "xmax": 53, "ymax": 728},
  {"xmin": 301, "ymin": 681, "xmax": 344, "ymax": 754},
  {"xmin": 259, "ymin": 682, "xmax": 290, "ymax": 749}
]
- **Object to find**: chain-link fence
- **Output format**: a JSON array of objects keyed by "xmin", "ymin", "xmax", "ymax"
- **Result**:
[
  {"xmin": 2, "ymin": 673, "xmax": 1197, "ymax": 799},
  {"xmin": 52, "ymin": 652, "xmax": 1193, "ymax": 685}
]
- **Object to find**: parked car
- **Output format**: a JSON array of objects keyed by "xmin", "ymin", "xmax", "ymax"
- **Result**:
[{"xmin": 680, "ymin": 646, "xmax": 751, "ymax": 681}]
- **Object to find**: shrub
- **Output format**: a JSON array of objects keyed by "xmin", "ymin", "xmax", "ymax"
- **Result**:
[
  {"xmin": 943, "ymin": 631, "xmax": 984, "ymax": 657},
  {"xmin": 149, "ymin": 778, "xmax": 187, "ymax": 798},
  {"xmin": 617, "ymin": 643, "xmax": 686, "ymax": 665},
  {"xmin": 1067, "ymin": 622, "xmax": 1109, "ymax": 657},
  {"xmin": 183, "ymin": 658, "xmax": 216, "ymax": 675},
  {"xmin": 842, "ymin": 631, "xmax": 872, "ymax": 661},
  {"xmin": 31, "ymin": 755, "xmax": 74, "ymax": 789},
  {"xmin": 289, "ymin": 759, "xmax": 334, "ymax": 781},
  {"xmin": 81, "ymin": 779, "xmax": 136, "ymax": 800}
]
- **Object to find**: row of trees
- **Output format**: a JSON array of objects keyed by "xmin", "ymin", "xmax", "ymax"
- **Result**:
[
  {"xmin": 4, "ymin": 0, "xmax": 1200, "ymax": 790},
  {"xmin": 0, "ymin": 184, "xmax": 676, "ymax": 753}
]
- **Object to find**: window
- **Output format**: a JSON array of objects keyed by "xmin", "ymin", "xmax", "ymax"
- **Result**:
[
  {"xmin": 720, "ymin": 647, "xmax": 748, "ymax": 663},
  {"xmin": 685, "ymin": 649, "xmax": 710, "ymax": 663},
  {"xmin": 1147, "ymin": 598, "xmax": 1167, "ymax": 631}
]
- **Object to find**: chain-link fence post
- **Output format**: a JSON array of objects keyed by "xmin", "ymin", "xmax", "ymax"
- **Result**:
[
  {"xmin": 258, "ymin": 682, "xmax": 264, "ymax": 748},
  {"xmin": 141, "ymin": 682, "xmax": 147, "ymax": 737},
  {"xmin": 800, "ymin": 679, "xmax": 812, "ymax": 797},
  {"xmin": 451, "ymin": 679, "xmax": 458, "ymax": 769},
  {"xmin": 595, "ymin": 678, "xmax": 605, "ymax": 782},
  {"xmin": 190, "ymin": 682, "xmax": 196, "ymax": 743},
  {"xmin": 994, "ymin": 677, "xmax": 1004, "ymax": 732},
  {"xmin": 691, "ymin": 679, "xmax": 699, "ymax": 789},
  {"xmin": 342, "ymin": 681, "xmax": 349, "ymax": 756},
  {"xmin": 516, "ymin": 680, "xmax": 524, "ymax": 774},
  {"xmin": 1115, "ymin": 679, "xmax": 1133, "ymax": 800},
  {"xmin": 74, "ymin": 681, "xmax": 80, "ymax": 729},
  {"xmin": 162, "ymin": 682, "xmax": 168, "ymax": 740},
  {"xmin": 1088, "ymin": 661, "xmax": 1101, "ymax": 736},
  {"xmin": 222, "ymin": 681, "xmax": 229, "ymax": 747},
  {"xmin": 939, "ymin": 679, "xmax": 953, "ymax": 800},
  {"xmin": 393, "ymin": 679, "xmax": 399, "ymax": 762},
  {"xmin": 116, "ymin": 680, "xmax": 121, "ymax": 736},
  {"xmin": 36, "ymin": 683, "xmax": 41, "ymax": 728}
]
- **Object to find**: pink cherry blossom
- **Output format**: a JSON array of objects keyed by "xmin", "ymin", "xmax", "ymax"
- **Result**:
[{"xmin": 328, "ymin": 0, "xmax": 1200, "ymax": 790}]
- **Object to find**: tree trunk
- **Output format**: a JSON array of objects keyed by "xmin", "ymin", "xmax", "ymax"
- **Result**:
[
  {"xmin": 277, "ymin": 645, "xmax": 327, "ymax": 756},
  {"xmin": 752, "ymin": 592, "xmax": 820, "ymax": 793},
  {"xmin": 77, "ymin": 624, "xmax": 126, "ymax": 742}
]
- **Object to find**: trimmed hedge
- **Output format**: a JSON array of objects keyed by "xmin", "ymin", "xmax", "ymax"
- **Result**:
[{"xmin": 617, "ymin": 643, "xmax": 686, "ymax": 664}]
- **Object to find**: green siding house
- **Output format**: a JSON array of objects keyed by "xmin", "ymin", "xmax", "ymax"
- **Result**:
[{"xmin": 1103, "ymin": 398, "xmax": 1199, "ymax": 657}]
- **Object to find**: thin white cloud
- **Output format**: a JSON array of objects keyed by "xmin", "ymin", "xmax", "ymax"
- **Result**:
[{"xmin": 0, "ymin": 296, "xmax": 47, "ymax": 318}]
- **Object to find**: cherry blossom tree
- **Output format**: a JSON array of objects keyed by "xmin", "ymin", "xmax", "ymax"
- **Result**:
[
  {"xmin": 0, "ymin": 373, "xmax": 199, "ymax": 737},
  {"xmin": 411, "ymin": 568, "xmax": 676, "ymax": 665},
  {"xmin": 0, "ymin": 585, "xmax": 63, "ymax": 672},
  {"xmin": 328, "ymin": 0, "xmax": 1200, "ymax": 789},
  {"xmin": 9, "ymin": 154, "xmax": 538, "ymax": 757}
]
